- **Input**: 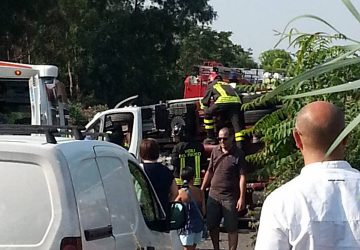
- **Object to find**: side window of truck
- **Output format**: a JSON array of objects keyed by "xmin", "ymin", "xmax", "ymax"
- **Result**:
[
  {"xmin": 128, "ymin": 161, "xmax": 164, "ymax": 227},
  {"xmin": 87, "ymin": 119, "xmax": 100, "ymax": 133}
]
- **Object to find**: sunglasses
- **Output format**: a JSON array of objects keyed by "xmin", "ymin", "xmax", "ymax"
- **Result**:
[{"xmin": 218, "ymin": 137, "xmax": 229, "ymax": 141}]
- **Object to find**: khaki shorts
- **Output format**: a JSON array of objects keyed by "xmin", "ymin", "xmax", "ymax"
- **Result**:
[{"xmin": 206, "ymin": 196, "xmax": 238, "ymax": 232}]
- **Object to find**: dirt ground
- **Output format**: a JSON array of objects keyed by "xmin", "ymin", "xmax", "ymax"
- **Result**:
[{"xmin": 197, "ymin": 230, "xmax": 255, "ymax": 250}]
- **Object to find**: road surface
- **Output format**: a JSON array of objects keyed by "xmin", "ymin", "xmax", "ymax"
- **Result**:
[{"xmin": 197, "ymin": 230, "xmax": 255, "ymax": 250}]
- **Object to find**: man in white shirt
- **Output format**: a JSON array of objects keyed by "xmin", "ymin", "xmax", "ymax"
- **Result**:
[{"xmin": 255, "ymin": 101, "xmax": 360, "ymax": 250}]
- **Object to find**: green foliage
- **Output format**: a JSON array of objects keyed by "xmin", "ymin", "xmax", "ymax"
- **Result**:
[
  {"xmin": 69, "ymin": 102, "xmax": 108, "ymax": 126},
  {"xmin": 248, "ymin": 33, "xmax": 360, "ymax": 192},
  {"xmin": 0, "ymin": 0, "xmax": 218, "ymax": 106},
  {"xmin": 178, "ymin": 26, "xmax": 257, "ymax": 76},
  {"xmin": 259, "ymin": 49, "xmax": 293, "ymax": 74}
]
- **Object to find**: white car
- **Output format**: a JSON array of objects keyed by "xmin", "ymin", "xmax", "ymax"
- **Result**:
[{"xmin": 0, "ymin": 125, "xmax": 185, "ymax": 250}]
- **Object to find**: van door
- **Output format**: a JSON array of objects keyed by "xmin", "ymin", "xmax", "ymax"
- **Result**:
[
  {"xmin": 127, "ymin": 160, "xmax": 173, "ymax": 249},
  {"xmin": 68, "ymin": 156, "xmax": 116, "ymax": 249},
  {"xmin": 93, "ymin": 145, "xmax": 172, "ymax": 250}
]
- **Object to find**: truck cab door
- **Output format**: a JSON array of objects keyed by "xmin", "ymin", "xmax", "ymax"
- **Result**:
[
  {"xmin": 86, "ymin": 107, "xmax": 142, "ymax": 158},
  {"xmin": 29, "ymin": 75, "xmax": 42, "ymax": 125},
  {"xmin": 29, "ymin": 75, "xmax": 53, "ymax": 125}
]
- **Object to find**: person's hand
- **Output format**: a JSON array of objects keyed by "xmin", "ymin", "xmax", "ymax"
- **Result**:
[{"xmin": 236, "ymin": 197, "xmax": 245, "ymax": 211}]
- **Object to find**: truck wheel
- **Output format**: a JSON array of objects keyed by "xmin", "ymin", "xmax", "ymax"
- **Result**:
[
  {"xmin": 241, "ymin": 93, "xmax": 262, "ymax": 104},
  {"xmin": 244, "ymin": 109, "xmax": 274, "ymax": 125}
]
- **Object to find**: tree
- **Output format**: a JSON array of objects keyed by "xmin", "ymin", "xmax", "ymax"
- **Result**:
[
  {"xmin": 259, "ymin": 49, "xmax": 292, "ymax": 74},
  {"xmin": 178, "ymin": 26, "xmax": 257, "ymax": 76},
  {"xmin": 58, "ymin": 0, "xmax": 217, "ymax": 106},
  {"xmin": 0, "ymin": 0, "xmax": 217, "ymax": 106}
]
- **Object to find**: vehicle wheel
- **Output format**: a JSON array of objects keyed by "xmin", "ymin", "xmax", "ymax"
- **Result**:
[
  {"xmin": 244, "ymin": 109, "xmax": 274, "ymax": 125},
  {"xmin": 241, "ymin": 93, "xmax": 262, "ymax": 103}
]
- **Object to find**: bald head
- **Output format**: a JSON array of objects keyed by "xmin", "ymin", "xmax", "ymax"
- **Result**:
[{"xmin": 295, "ymin": 101, "xmax": 345, "ymax": 154}]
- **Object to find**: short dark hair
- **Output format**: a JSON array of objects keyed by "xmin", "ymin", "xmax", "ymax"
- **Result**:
[
  {"xmin": 140, "ymin": 138, "xmax": 159, "ymax": 161},
  {"xmin": 180, "ymin": 166, "xmax": 195, "ymax": 182}
]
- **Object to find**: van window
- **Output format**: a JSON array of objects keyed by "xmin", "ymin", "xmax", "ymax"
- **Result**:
[
  {"xmin": 0, "ymin": 162, "xmax": 52, "ymax": 245},
  {"xmin": 128, "ymin": 161, "xmax": 164, "ymax": 227}
]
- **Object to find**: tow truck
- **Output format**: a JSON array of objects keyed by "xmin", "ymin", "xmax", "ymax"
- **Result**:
[
  {"xmin": 85, "ymin": 62, "xmax": 272, "ymax": 223},
  {"xmin": 0, "ymin": 61, "xmax": 68, "ymax": 126},
  {"xmin": 86, "ymin": 61, "xmax": 273, "ymax": 159},
  {"xmin": 1, "ymin": 60, "xmax": 266, "ymax": 227}
]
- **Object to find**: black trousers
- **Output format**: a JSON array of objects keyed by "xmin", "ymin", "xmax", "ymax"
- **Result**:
[
  {"xmin": 204, "ymin": 103, "xmax": 245, "ymax": 147},
  {"xmin": 204, "ymin": 103, "xmax": 244, "ymax": 131}
]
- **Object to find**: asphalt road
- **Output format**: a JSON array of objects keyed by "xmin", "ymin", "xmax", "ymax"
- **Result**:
[{"xmin": 197, "ymin": 230, "xmax": 255, "ymax": 250}]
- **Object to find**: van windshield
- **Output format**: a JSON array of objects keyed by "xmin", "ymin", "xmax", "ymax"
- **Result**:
[{"xmin": 0, "ymin": 78, "xmax": 31, "ymax": 124}]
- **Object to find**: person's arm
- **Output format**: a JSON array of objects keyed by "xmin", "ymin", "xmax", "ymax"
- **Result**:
[
  {"xmin": 254, "ymin": 193, "xmax": 291, "ymax": 250},
  {"xmin": 201, "ymin": 150, "xmax": 214, "ymax": 191},
  {"xmin": 236, "ymin": 174, "xmax": 246, "ymax": 211},
  {"xmin": 175, "ymin": 188, "xmax": 183, "ymax": 202},
  {"xmin": 170, "ymin": 145, "xmax": 179, "ymax": 174},
  {"xmin": 236, "ymin": 149, "xmax": 247, "ymax": 211},
  {"xmin": 200, "ymin": 190, "xmax": 206, "ymax": 216},
  {"xmin": 201, "ymin": 84, "xmax": 213, "ymax": 107},
  {"xmin": 201, "ymin": 169, "xmax": 213, "ymax": 192},
  {"xmin": 200, "ymin": 144, "xmax": 208, "ymax": 172},
  {"xmin": 169, "ymin": 179, "xmax": 178, "ymax": 202}
]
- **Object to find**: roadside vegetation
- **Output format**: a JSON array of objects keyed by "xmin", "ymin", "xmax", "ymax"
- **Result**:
[{"xmin": 245, "ymin": 0, "xmax": 360, "ymax": 191}]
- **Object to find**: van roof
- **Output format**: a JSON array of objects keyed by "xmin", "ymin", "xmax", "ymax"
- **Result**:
[{"xmin": 0, "ymin": 134, "xmax": 131, "ymax": 156}]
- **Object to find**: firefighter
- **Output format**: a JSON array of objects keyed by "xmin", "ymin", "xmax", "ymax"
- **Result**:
[
  {"xmin": 171, "ymin": 124, "xmax": 207, "ymax": 187},
  {"xmin": 201, "ymin": 72, "xmax": 246, "ymax": 148}
]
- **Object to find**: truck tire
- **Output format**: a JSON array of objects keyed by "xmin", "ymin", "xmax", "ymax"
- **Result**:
[
  {"xmin": 241, "ymin": 93, "xmax": 262, "ymax": 104},
  {"xmin": 244, "ymin": 109, "xmax": 273, "ymax": 125}
]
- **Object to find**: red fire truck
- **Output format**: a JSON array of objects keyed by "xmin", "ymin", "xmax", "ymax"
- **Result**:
[{"xmin": 183, "ymin": 61, "xmax": 263, "ymax": 98}]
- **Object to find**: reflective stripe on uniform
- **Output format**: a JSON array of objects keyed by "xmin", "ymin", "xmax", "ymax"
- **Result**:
[
  {"xmin": 194, "ymin": 155, "xmax": 201, "ymax": 185},
  {"xmin": 215, "ymin": 96, "xmax": 241, "ymax": 103},
  {"xmin": 176, "ymin": 152, "xmax": 202, "ymax": 186},
  {"xmin": 235, "ymin": 131, "xmax": 246, "ymax": 142},
  {"xmin": 213, "ymin": 82, "xmax": 229, "ymax": 97},
  {"xmin": 199, "ymin": 100, "xmax": 205, "ymax": 109},
  {"xmin": 235, "ymin": 136, "xmax": 245, "ymax": 141},
  {"xmin": 235, "ymin": 131, "xmax": 246, "ymax": 137},
  {"xmin": 204, "ymin": 119, "xmax": 214, "ymax": 124},
  {"xmin": 213, "ymin": 83, "xmax": 241, "ymax": 104},
  {"xmin": 194, "ymin": 177, "xmax": 201, "ymax": 186},
  {"xmin": 178, "ymin": 154, "xmax": 186, "ymax": 185},
  {"xmin": 175, "ymin": 178, "xmax": 183, "ymax": 185},
  {"xmin": 205, "ymin": 125, "xmax": 214, "ymax": 130}
]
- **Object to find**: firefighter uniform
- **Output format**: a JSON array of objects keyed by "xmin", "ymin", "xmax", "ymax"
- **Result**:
[
  {"xmin": 171, "ymin": 141, "xmax": 207, "ymax": 187},
  {"xmin": 201, "ymin": 80, "xmax": 246, "ymax": 148}
]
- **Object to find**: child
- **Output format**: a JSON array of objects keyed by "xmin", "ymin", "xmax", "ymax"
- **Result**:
[{"xmin": 176, "ymin": 167, "xmax": 206, "ymax": 250}]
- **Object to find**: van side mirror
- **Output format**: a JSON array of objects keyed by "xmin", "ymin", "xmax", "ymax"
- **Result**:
[{"xmin": 169, "ymin": 201, "xmax": 186, "ymax": 230}]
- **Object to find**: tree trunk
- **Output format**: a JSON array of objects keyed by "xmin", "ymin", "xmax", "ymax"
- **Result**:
[{"xmin": 67, "ymin": 61, "xmax": 73, "ymax": 97}]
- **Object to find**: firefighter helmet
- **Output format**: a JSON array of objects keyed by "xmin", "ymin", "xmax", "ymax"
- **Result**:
[
  {"xmin": 228, "ymin": 71, "xmax": 238, "ymax": 83},
  {"xmin": 173, "ymin": 123, "xmax": 185, "ymax": 137},
  {"xmin": 209, "ymin": 72, "xmax": 222, "ymax": 82}
]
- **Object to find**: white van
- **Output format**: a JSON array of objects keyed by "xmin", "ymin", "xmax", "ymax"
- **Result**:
[{"xmin": 0, "ymin": 125, "xmax": 185, "ymax": 249}]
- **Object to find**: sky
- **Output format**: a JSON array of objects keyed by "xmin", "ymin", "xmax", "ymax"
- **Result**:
[{"xmin": 209, "ymin": 0, "xmax": 360, "ymax": 62}]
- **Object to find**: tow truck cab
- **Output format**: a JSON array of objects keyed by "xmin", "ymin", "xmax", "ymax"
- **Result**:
[{"xmin": 0, "ymin": 61, "xmax": 68, "ymax": 126}]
